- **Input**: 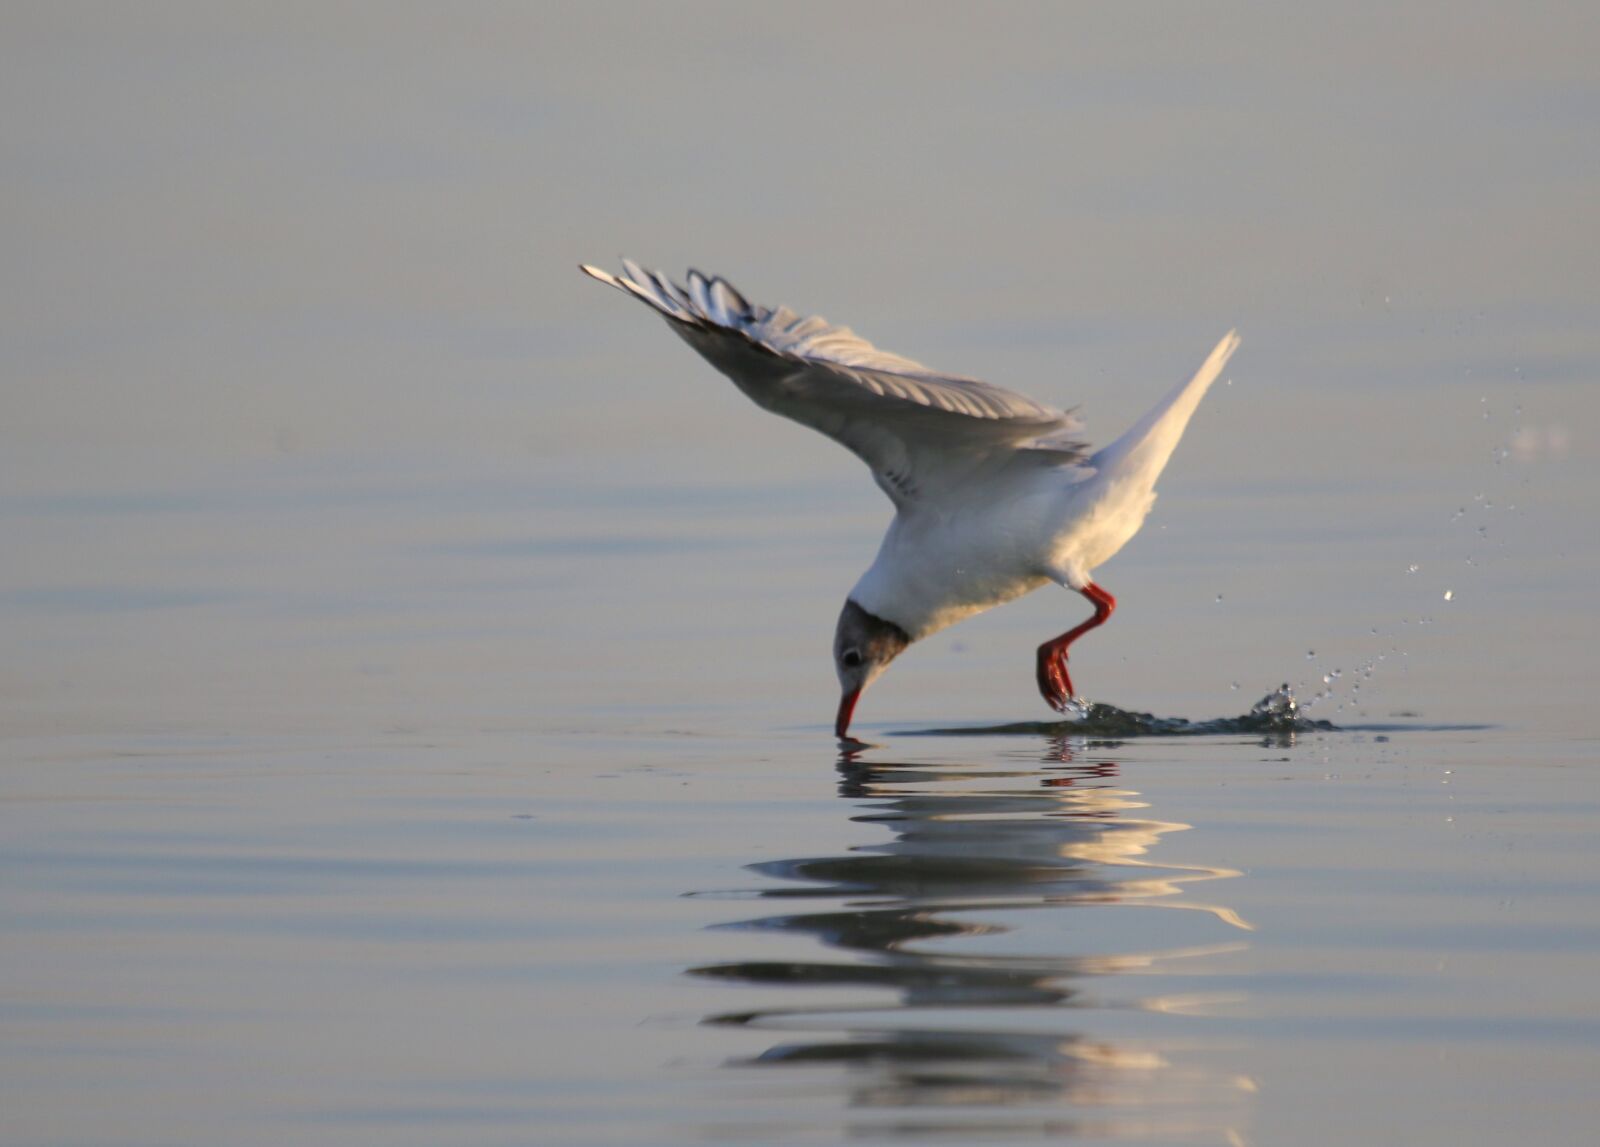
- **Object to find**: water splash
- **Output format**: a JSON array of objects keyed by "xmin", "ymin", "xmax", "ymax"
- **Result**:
[
  {"xmin": 906, "ymin": 684, "xmax": 1333, "ymax": 738},
  {"xmin": 1251, "ymin": 682, "xmax": 1299, "ymax": 722},
  {"xmin": 1061, "ymin": 695, "xmax": 1093, "ymax": 720}
]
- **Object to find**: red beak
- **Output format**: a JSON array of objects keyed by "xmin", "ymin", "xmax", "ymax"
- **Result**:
[{"xmin": 835, "ymin": 686, "xmax": 863, "ymax": 740}]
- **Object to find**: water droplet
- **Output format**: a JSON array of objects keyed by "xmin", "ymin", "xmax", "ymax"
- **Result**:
[
  {"xmin": 1306, "ymin": 650, "xmax": 1316, "ymax": 659},
  {"xmin": 1230, "ymin": 681, "xmax": 1240, "ymax": 691},
  {"xmin": 1406, "ymin": 563, "xmax": 1420, "ymax": 574},
  {"xmin": 1215, "ymin": 593, "xmax": 1224, "ymax": 603},
  {"xmin": 1443, "ymin": 589, "xmax": 1454, "ymax": 601},
  {"xmin": 1331, "ymin": 668, "xmax": 1342, "ymax": 678},
  {"xmin": 1322, "ymin": 674, "xmax": 1331, "ymax": 685}
]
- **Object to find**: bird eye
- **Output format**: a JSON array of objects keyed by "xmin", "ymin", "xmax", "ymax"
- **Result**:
[{"xmin": 841, "ymin": 649, "xmax": 863, "ymax": 669}]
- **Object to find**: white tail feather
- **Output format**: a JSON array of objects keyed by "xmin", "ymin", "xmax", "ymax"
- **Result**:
[{"xmin": 1088, "ymin": 330, "xmax": 1239, "ymax": 486}]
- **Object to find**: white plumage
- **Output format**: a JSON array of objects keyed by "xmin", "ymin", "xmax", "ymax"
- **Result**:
[{"xmin": 582, "ymin": 260, "xmax": 1238, "ymax": 738}]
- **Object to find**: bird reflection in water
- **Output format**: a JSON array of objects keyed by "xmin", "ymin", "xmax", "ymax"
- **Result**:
[{"xmin": 688, "ymin": 739, "xmax": 1257, "ymax": 1142}]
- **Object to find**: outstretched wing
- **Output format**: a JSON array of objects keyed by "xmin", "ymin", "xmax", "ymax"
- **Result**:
[{"xmin": 581, "ymin": 260, "xmax": 1089, "ymax": 506}]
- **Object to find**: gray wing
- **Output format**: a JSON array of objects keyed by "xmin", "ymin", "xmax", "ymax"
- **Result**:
[{"xmin": 581, "ymin": 260, "xmax": 1089, "ymax": 506}]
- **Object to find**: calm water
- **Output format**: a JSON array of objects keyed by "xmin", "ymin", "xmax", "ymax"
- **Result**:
[
  {"xmin": 4, "ymin": 6, "xmax": 1600, "ymax": 1146},
  {"xmin": 7, "ymin": 724, "xmax": 1599, "ymax": 1145}
]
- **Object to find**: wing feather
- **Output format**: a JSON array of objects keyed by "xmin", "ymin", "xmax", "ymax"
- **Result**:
[{"xmin": 580, "ymin": 260, "xmax": 1090, "ymax": 506}]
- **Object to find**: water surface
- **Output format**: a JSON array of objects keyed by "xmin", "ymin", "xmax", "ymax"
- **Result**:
[{"xmin": 4, "ymin": 5, "xmax": 1599, "ymax": 1145}]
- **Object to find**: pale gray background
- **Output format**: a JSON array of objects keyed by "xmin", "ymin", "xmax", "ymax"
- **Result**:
[{"xmin": 5, "ymin": 1, "xmax": 1596, "ymax": 737}]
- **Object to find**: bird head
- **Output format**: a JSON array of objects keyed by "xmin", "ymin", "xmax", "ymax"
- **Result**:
[{"xmin": 833, "ymin": 600, "xmax": 910, "ymax": 740}]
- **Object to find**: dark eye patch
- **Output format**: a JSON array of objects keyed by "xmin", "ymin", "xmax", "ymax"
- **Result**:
[{"xmin": 841, "ymin": 649, "xmax": 863, "ymax": 668}]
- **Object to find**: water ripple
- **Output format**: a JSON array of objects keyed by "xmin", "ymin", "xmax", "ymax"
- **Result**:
[{"xmin": 684, "ymin": 751, "xmax": 1257, "ymax": 1142}]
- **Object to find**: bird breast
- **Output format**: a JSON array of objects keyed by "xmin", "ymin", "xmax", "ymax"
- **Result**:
[{"xmin": 850, "ymin": 484, "xmax": 1065, "ymax": 641}]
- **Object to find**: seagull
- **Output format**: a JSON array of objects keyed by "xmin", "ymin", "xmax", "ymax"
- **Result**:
[{"xmin": 581, "ymin": 260, "xmax": 1238, "ymax": 741}]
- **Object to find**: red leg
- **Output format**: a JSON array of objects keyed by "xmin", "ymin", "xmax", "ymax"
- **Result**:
[{"xmin": 1036, "ymin": 583, "xmax": 1117, "ymax": 711}]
